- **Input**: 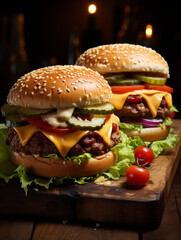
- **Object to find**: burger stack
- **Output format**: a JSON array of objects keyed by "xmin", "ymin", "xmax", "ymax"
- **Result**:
[{"xmin": 76, "ymin": 44, "xmax": 174, "ymax": 142}]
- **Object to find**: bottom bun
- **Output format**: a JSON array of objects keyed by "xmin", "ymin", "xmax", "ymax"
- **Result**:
[
  {"xmin": 122, "ymin": 125, "xmax": 170, "ymax": 142},
  {"xmin": 11, "ymin": 151, "xmax": 117, "ymax": 178}
]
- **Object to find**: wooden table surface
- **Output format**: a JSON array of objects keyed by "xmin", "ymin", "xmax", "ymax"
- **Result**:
[{"xmin": 0, "ymin": 122, "xmax": 181, "ymax": 239}]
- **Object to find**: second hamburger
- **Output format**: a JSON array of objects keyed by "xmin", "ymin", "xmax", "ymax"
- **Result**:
[{"xmin": 76, "ymin": 44, "xmax": 175, "ymax": 142}]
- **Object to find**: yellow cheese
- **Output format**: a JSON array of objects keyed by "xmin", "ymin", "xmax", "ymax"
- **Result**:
[
  {"xmin": 14, "ymin": 114, "xmax": 119, "ymax": 158},
  {"xmin": 110, "ymin": 90, "xmax": 172, "ymax": 118}
]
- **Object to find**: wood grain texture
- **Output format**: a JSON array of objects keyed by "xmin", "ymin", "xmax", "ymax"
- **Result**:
[
  {"xmin": 142, "ymin": 162, "xmax": 181, "ymax": 240},
  {"xmin": 173, "ymin": 158, "xmax": 181, "ymax": 221},
  {"xmin": 0, "ymin": 219, "xmax": 34, "ymax": 240},
  {"xmin": 32, "ymin": 222, "xmax": 138, "ymax": 240}
]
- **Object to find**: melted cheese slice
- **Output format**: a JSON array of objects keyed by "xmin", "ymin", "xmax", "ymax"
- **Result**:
[
  {"xmin": 110, "ymin": 90, "xmax": 172, "ymax": 118},
  {"xmin": 14, "ymin": 114, "xmax": 119, "ymax": 157}
]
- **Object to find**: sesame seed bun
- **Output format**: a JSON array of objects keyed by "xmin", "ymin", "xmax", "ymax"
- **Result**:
[
  {"xmin": 75, "ymin": 44, "xmax": 169, "ymax": 78},
  {"xmin": 7, "ymin": 65, "xmax": 112, "ymax": 109},
  {"xmin": 11, "ymin": 151, "xmax": 117, "ymax": 178}
]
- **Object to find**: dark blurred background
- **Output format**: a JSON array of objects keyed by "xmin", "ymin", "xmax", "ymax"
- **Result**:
[{"xmin": 0, "ymin": 0, "xmax": 181, "ymax": 116}]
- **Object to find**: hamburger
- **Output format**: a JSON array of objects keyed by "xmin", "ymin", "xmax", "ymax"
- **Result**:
[
  {"xmin": 75, "ymin": 44, "xmax": 175, "ymax": 142},
  {"xmin": 2, "ymin": 65, "xmax": 121, "ymax": 178}
]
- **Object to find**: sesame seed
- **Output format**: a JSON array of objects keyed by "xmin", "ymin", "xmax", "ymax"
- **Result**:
[{"xmin": 57, "ymin": 88, "xmax": 62, "ymax": 93}]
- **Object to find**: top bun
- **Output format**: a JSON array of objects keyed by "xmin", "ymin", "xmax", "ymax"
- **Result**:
[
  {"xmin": 75, "ymin": 44, "xmax": 169, "ymax": 78},
  {"xmin": 7, "ymin": 65, "xmax": 112, "ymax": 109}
]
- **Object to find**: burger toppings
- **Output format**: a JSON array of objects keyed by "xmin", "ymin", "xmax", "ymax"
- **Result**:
[
  {"xmin": 2, "ymin": 102, "xmax": 115, "ymax": 130},
  {"xmin": 105, "ymin": 73, "xmax": 167, "ymax": 86},
  {"xmin": 75, "ymin": 102, "xmax": 114, "ymax": 115},
  {"xmin": 115, "ymin": 96, "xmax": 170, "ymax": 119},
  {"xmin": 7, "ymin": 113, "xmax": 120, "ymax": 158},
  {"xmin": 7, "ymin": 122, "xmax": 120, "ymax": 158},
  {"xmin": 110, "ymin": 89, "xmax": 172, "ymax": 118},
  {"xmin": 66, "ymin": 115, "xmax": 107, "ymax": 130},
  {"xmin": 42, "ymin": 107, "xmax": 74, "ymax": 128}
]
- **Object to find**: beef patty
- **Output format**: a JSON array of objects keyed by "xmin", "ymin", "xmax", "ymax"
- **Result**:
[
  {"xmin": 7, "ymin": 123, "xmax": 121, "ymax": 158},
  {"xmin": 115, "ymin": 96, "xmax": 170, "ymax": 118}
]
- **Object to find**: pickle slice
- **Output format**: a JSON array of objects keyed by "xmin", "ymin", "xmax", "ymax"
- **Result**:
[
  {"xmin": 132, "ymin": 75, "xmax": 167, "ymax": 85},
  {"xmin": 107, "ymin": 79, "xmax": 142, "ymax": 86},
  {"xmin": 18, "ymin": 107, "xmax": 56, "ymax": 117},
  {"xmin": 105, "ymin": 74, "xmax": 167, "ymax": 85},
  {"xmin": 6, "ymin": 119, "xmax": 28, "ymax": 127},
  {"xmin": 1, "ymin": 103, "xmax": 19, "ymax": 117},
  {"xmin": 6, "ymin": 114, "xmax": 28, "ymax": 127},
  {"xmin": 105, "ymin": 74, "xmax": 127, "ymax": 81},
  {"xmin": 67, "ymin": 115, "xmax": 107, "ymax": 130},
  {"xmin": 75, "ymin": 103, "xmax": 114, "ymax": 115},
  {"xmin": 1, "ymin": 103, "xmax": 56, "ymax": 118}
]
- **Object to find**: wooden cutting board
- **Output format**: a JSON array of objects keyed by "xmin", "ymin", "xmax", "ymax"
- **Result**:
[{"xmin": 0, "ymin": 119, "xmax": 181, "ymax": 229}]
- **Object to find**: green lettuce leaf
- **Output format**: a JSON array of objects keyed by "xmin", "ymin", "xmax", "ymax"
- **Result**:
[
  {"xmin": 146, "ymin": 128, "xmax": 179, "ymax": 158},
  {"xmin": 0, "ymin": 124, "xmax": 17, "ymax": 181},
  {"xmin": 170, "ymin": 105, "xmax": 178, "ymax": 112},
  {"xmin": 158, "ymin": 117, "xmax": 173, "ymax": 128},
  {"xmin": 44, "ymin": 152, "xmax": 92, "ymax": 165},
  {"xmin": 119, "ymin": 122, "xmax": 143, "ymax": 132}
]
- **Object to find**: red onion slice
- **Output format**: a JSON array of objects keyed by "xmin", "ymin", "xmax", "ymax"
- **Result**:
[{"xmin": 138, "ymin": 118, "xmax": 163, "ymax": 128}]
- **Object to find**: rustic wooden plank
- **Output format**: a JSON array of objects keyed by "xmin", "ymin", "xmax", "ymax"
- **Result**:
[
  {"xmin": 0, "ymin": 120, "xmax": 180, "ymax": 229},
  {"xmin": 142, "ymin": 163, "xmax": 181, "ymax": 240},
  {"xmin": 0, "ymin": 218, "xmax": 34, "ymax": 240},
  {"xmin": 32, "ymin": 222, "xmax": 138, "ymax": 240},
  {"xmin": 173, "ymin": 160, "xmax": 181, "ymax": 220}
]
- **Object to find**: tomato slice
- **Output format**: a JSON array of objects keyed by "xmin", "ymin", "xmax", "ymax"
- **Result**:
[
  {"xmin": 21, "ymin": 116, "xmax": 77, "ymax": 134},
  {"xmin": 145, "ymin": 83, "xmax": 174, "ymax": 93},
  {"xmin": 169, "ymin": 111, "xmax": 175, "ymax": 119},
  {"xmin": 111, "ymin": 85, "xmax": 145, "ymax": 94}
]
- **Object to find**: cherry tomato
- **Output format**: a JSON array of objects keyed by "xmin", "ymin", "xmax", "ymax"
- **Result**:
[
  {"xmin": 111, "ymin": 85, "xmax": 145, "ymax": 94},
  {"xmin": 145, "ymin": 83, "xmax": 173, "ymax": 93},
  {"xmin": 126, "ymin": 165, "xmax": 150, "ymax": 187},
  {"xmin": 169, "ymin": 111, "xmax": 175, "ymax": 119},
  {"xmin": 21, "ymin": 116, "xmax": 77, "ymax": 134},
  {"xmin": 134, "ymin": 146, "xmax": 154, "ymax": 166}
]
